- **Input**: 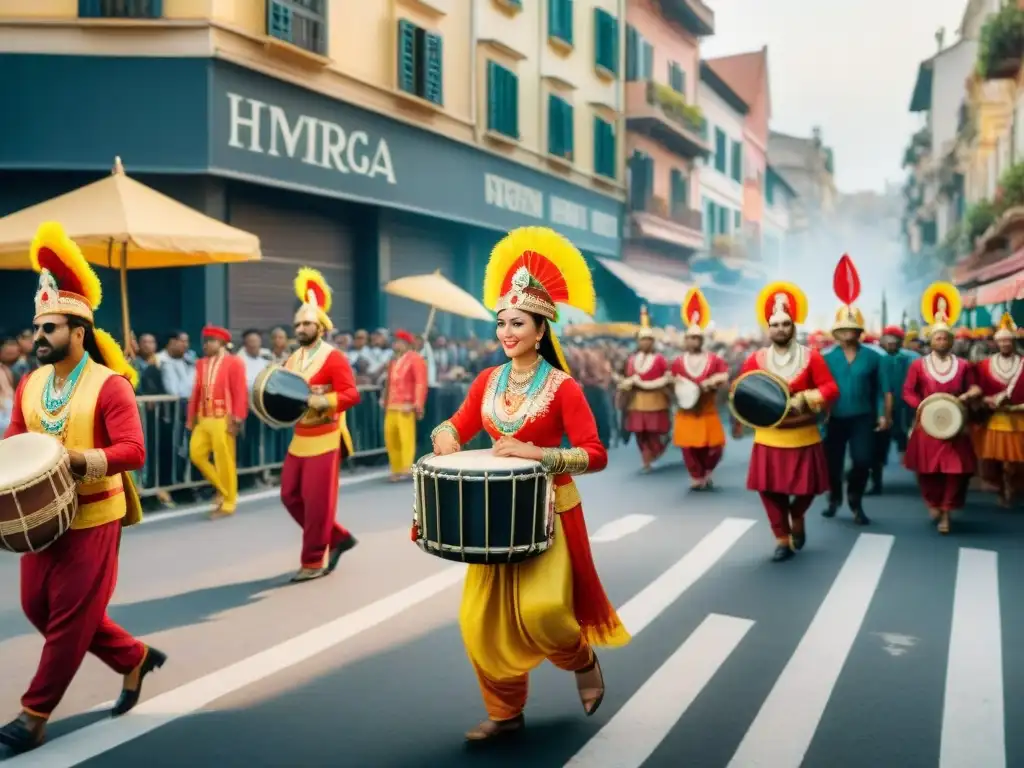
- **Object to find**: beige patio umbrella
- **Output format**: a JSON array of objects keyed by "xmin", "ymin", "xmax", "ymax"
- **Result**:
[
  {"xmin": 0, "ymin": 157, "xmax": 261, "ymax": 351},
  {"xmin": 383, "ymin": 270, "xmax": 492, "ymax": 334}
]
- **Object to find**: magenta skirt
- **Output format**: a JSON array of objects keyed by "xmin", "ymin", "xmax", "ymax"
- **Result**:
[
  {"xmin": 905, "ymin": 429, "xmax": 976, "ymax": 475},
  {"xmin": 746, "ymin": 442, "xmax": 830, "ymax": 495},
  {"xmin": 625, "ymin": 410, "xmax": 671, "ymax": 434}
]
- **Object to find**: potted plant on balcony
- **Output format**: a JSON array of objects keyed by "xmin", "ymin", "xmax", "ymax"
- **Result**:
[
  {"xmin": 977, "ymin": 2, "xmax": 1024, "ymax": 80},
  {"xmin": 646, "ymin": 81, "xmax": 706, "ymax": 136}
]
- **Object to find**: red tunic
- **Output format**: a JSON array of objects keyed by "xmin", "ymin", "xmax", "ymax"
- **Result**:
[
  {"xmin": 384, "ymin": 351, "xmax": 428, "ymax": 411},
  {"xmin": 670, "ymin": 352, "xmax": 728, "ymax": 448},
  {"xmin": 624, "ymin": 352, "xmax": 671, "ymax": 434},
  {"xmin": 186, "ymin": 352, "xmax": 248, "ymax": 427},
  {"xmin": 285, "ymin": 344, "xmax": 361, "ymax": 458},
  {"xmin": 903, "ymin": 356, "xmax": 976, "ymax": 474}
]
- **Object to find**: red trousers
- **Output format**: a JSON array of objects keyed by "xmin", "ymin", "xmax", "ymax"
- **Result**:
[
  {"xmin": 281, "ymin": 449, "xmax": 350, "ymax": 569},
  {"xmin": 917, "ymin": 473, "xmax": 970, "ymax": 511},
  {"xmin": 682, "ymin": 446, "xmax": 723, "ymax": 479},
  {"xmin": 20, "ymin": 521, "xmax": 144, "ymax": 717},
  {"xmin": 758, "ymin": 492, "xmax": 814, "ymax": 543},
  {"xmin": 636, "ymin": 433, "xmax": 666, "ymax": 464}
]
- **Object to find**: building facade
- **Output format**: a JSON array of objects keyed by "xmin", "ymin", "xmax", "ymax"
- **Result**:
[
  {"xmin": 0, "ymin": 0, "xmax": 627, "ymax": 338},
  {"xmin": 761, "ymin": 165, "xmax": 796, "ymax": 278}
]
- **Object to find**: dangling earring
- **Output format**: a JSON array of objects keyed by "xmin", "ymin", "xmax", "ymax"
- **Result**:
[{"xmin": 535, "ymin": 340, "xmax": 541, "ymax": 350}]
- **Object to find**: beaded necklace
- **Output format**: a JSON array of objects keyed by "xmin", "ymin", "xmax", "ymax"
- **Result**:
[
  {"xmin": 41, "ymin": 353, "xmax": 90, "ymax": 437},
  {"xmin": 490, "ymin": 358, "xmax": 552, "ymax": 435}
]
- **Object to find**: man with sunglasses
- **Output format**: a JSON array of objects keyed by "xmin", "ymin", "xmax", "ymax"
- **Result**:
[
  {"xmin": 280, "ymin": 268, "xmax": 361, "ymax": 582},
  {"xmin": 0, "ymin": 222, "xmax": 165, "ymax": 753}
]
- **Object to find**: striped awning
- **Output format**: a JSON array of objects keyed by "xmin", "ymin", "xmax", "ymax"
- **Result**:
[{"xmin": 965, "ymin": 273, "xmax": 1024, "ymax": 307}]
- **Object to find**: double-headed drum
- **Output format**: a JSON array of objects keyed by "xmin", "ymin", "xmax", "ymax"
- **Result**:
[
  {"xmin": 918, "ymin": 393, "xmax": 966, "ymax": 440},
  {"xmin": 0, "ymin": 432, "xmax": 78, "ymax": 554},
  {"xmin": 729, "ymin": 370, "xmax": 791, "ymax": 429},
  {"xmin": 412, "ymin": 450, "xmax": 554, "ymax": 564},
  {"xmin": 251, "ymin": 365, "xmax": 311, "ymax": 429},
  {"xmin": 674, "ymin": 378, "xmax": 702, "ymax": 411}
]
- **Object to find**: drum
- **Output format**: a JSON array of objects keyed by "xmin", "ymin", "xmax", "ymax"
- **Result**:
[
  {"xmin": 918, "ymin": 393, "xmax": 967, "ymax": 440},
  {"xmin": 0, "ymin": 432, "xmax": 78, "ymax": 554},
  {"xmin": 251, "ymin": 365, "xmax": 311, "ymax": 429},
  {"xmin": 729, "ymin": 370, "xmax": 791, "ymax": 429},
  {"xmin": 674, "ymin": 378, "xmax": 702, "ymax": 411},
  {"xmin": 412, "ymin": 450, "xmax": 554, "ymax": 564}
]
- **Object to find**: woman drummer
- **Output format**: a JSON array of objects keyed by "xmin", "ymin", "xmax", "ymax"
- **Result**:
[{"xmin": 430, "ymin": 226, "xmax": 629, "ymax": 742}]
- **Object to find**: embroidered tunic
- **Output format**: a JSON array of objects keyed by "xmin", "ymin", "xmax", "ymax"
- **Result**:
[
  {"xmin": 284, "ymin": 341, "xmax": 361, "ymax": 458},
  {"xmin": 187, "ymin": 351, "xmax": 248, "ymax": 425}
]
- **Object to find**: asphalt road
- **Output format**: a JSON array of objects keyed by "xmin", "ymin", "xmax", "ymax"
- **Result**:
[{"xmin": 0, "ymin": 439, "xmax": 1020, "ymax": 768}]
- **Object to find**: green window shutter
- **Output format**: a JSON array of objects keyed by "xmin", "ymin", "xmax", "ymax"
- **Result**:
[
  {"xmin": 487, "ymin": 61, "xmax": 500, "ymax": 133},
  {"xmin": 594, "ymin": 9, "xmax": 619, "ymax": 75},
  {"xmin": 423, "ymin": 32, "xmax": 444, "ymax": 106},
  {"xmin": 594, "ymin": 117, "xmax": 615, "ymax": 177},
  {"xmin": 625, "ymin": 25, "xmax": 638, "ymax": 80},
  {"xmin": 731, "ymin": 141, "xmax": 742, "ymax": 181},
  {"xmin": 593, "ymin": 118, "xmax": 602, "ymax": 175},
  {"xmin": 563, "ymin": 100, "xmax": 574, "ymax": 159},
  {"xmin": 508, "ymin": 69, "xmax": 519, "ymax": 137},
  {"xmin": 642, "ymin": 40, "xmax": 653, "ymax": 79},
  {"xmin": 734, "ymin": 210, "xmax": 741, "ymax": 229},
  {"xmin": 397, "ymin": 20, "xmax": 417, "ymax": 95},
  {"xmin": 549, "ymin": 0, "xmax": 573, "ymax": 44},
  {"xmin": 718, "ymin": 206, "xmax": 727, "ymax": 233},
  {"xmin": 268, "ymin": 1, "xmax": 293, "ymax": 44},
  {"xmin": 669, "ymin": 62, "xmax": 684, "ymax": 93},
  {"xmin": 548, "ymin": 94, "xmax": 560, "ymax": 155},
  {"xmin": 670, "ymin": 169, "xmax": 688, "ymax": 211},
  {"xmin": 488, "ymin": 62, "xmax": 519, "ymax": 138},
  {"xmin": 714, "ymin": 128, "xmax": 727, "ymax": 172}
]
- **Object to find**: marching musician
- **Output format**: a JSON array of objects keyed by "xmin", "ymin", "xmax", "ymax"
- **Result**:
[
  {"xmin": 381, "ymin": 329, "xmax": 427, "ymax": 482},
  {"xmin": 902, "ymin": 282, "xmax": 980, "ymax": 534},
  {"xmin": 871, "ymin": 325, "xmax": 913, "ymax": 493},
  {"xmin": 976, "ymin": 312, "xmax": 1024, "ymax": 507},
  {"xmin": 429, "ymin": 227, "xmax": 628, "ymax": 742},
  {"xmin": 0, "ymin": 222, "xmax": 165, "ymax": 753},
  {"xmin": 821, "ymin": 256, "xmax": 890, "ymax": 525},
  {"xmin": 620, "ymin": 306, "xmax": 671, "ymax": 472},
  {"xmin": 186, "ymin": 325, "xmax": 248, "ymax": 520},
  {"xmin": 671, "ymin": 288, "xmax": 729, "ymax": 490},
  {"xmin": 280, "ymin": 268, "xmax": 361, "ymax": 582},
  {"xmin": 734, "ymin": 281, "xmax": 839, "ymax": 562}
]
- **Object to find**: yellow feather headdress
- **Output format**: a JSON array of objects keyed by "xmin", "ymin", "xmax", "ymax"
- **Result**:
[
  {"xmin": 994, "ymin": 312, "xmax": 1017, "ymax": 341},
  {"xmin": 755, "ymin": 280, "xmax": 808, "ymax": 328},
  {"xmin": 920, "ymin": 281, "xmax": 961, "ymax": 337},
  {"xmin": 293, "ymin": 267, "xmax": 334, "ymax": 331},
  {"xmin": 682, "ymin": 287, "xmax": 711, "ymax": 337}
]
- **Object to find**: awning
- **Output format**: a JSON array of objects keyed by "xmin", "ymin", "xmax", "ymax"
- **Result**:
[
  {"xmin": 595, "ymin": 257, "xmax": 690, "ymax": 305},
  {"xmin": 971, "ymin": 273, "xmax": 1024, "ymax": 306}
]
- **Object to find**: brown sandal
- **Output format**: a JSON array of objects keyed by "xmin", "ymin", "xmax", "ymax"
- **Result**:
[
  {"xmin": 575, "ymin": 654, "xmax": 605, "ymax": 716},
  {"xmin": 465, "ymin": 714, "xmax": 524, "ymax": 742},
  {"xmin": 937, "ymin": 514, "xmax": 950, "ymax": 534}
]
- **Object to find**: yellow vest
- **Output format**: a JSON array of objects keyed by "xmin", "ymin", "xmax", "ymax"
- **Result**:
[
  {"xmin": 284, "ymin": 344, "xmax": 355, "ymax": 458},
  {"xmin": 21, "ymin": 359, "xmax": 143, "ymax": 529}
]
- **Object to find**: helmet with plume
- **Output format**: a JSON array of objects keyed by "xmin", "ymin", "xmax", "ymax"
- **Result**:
[
  {"xmin": 682, "ymin": 287, "xmax": 711, "ymax": 338},
  {"xmin": 637, "ymin": 305, "xmax": 655, "ymax": 340},
  {"xmin": 920, "ymin": 281, "xmax": 961, "ymax": 338},
  {"xmin": 831, "ymin": 253, "xmax": 864, "ymax": 333},
  {"xmin": 29, "ymin": 221, "xmax": 137, "ymax": 388},
  {"xmin": 754, "ymin": 280, "xmax": 808, "ymax": 328},
  {"xmin": 994, "ymin": 312, "xmax": 1017, "ymax": 341},
  {"xmin": 293, "ymin": 267, "xmax": 333, "ymax": 332}
]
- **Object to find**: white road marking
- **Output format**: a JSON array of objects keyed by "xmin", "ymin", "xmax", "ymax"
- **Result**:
[
  {"xmin": 137, "ymin": 470, "xmax": 391, "ymax": 525},
  {"xmin": 727, "ymin": 532, "xmax": 894, "ymax": 768},
  {"xmin": 616, "ymin": 517, "xmax": 757, "ymax": 635},
  {"xmin": 86, "ymin": 700, "xmax": 115, "ymax": 714},
  {"xmin": 940, "ymin": 548, "xmax": 1005, "ymax": 768},
  {"xmin": 565, "ymin": 614, "xmax": 754, "ymax": 768},
  {"xmin": 589, "ymin": 514, "xmax": 656, "ymax": 543}
]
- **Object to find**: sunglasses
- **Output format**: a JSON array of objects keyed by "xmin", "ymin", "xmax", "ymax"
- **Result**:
[{"xmin": 33, "ymin": 322, "xmax": 68, "ymax": 335}]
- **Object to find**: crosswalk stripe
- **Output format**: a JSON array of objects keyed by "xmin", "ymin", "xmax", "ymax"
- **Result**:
[
  {"xmin": 564, "ymin": 614, "xmax": 754, "ymax": 768},
  {"xmin": 589, "ymin": 514, "xmax": 656, "ymax": 543},
  {"xmin": 727, "ymin": 532, "xmax": 894, "ymax": 768},
  {"xmin": 940, "ymin": 548, "xmax": 1005, "ymax": 768}
]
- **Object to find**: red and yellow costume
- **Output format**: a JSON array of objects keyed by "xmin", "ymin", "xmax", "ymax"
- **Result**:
[
  {"xmin": 739, "ymin": 281, "xmax": 839, "ymax": 554},
  {"xmin": 903, "ymin": 282, "xmax": 978, "ymax": 527},
  {"xmin": 430, "ymin": 226, "xmax": 628, "ymax": 728},
  {"xmin": 281, "ymin": 268, "xmax": 360, "ymax": 579},
  {"xmin": 2, "ymin": 222, "xmax": 157, "ymax": 739},
  {"xmin": 974, "ymin": 313, "xmax": 1024, "ymax": 501},
  {"xmin": 672, "ymin": 288, "xmax": 728, "ymax": 485},
  {"xmin": 187, "ymin": 326, "xmax": 248, "ymax": 515},
  {"xmin": 383, "ymin": 329, "xmax": 428, "ymax": 477},
  {"xmin": 622, "ymin": 307, "xmax": 671, "ymax": 468}
]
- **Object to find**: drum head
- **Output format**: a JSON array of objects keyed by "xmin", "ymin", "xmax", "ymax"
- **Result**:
[
  {"xmin": 731, "ymin": 371, "xmax": 789, "ymax": 429},
  {"xmin": 675, "ymin": 379, "xmax": 701, "ymax": 409},
  {"xmin": 255, "ymin": 367, "xmax": 311, "ymax": 426},
  {"xmin": 0, "ymin": 433, "xmax": 64, "ymax": 492},
  {"xmin": 421, "ymin": 449, "xmax": 541, "ymax": 472},
  {"xmin": 921, "ymin": 396, "xmax": 965, "ymax": 440}
]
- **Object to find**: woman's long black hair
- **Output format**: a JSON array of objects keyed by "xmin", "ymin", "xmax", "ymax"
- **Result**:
[{"xmin": 528, "ymin": 312, "xmax": 569, "ymax": 374}]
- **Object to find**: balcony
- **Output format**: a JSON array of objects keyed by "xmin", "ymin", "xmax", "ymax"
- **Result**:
[
  {"xmin": 657, "ymin": 0, "xmax": 714, "ymax": 36},
  {"xmin": 78, "ymin": 0, "xmax": 162, "ymax": 17},
  {"xmin": 628, "ymin": 194, "xmax": 704, "ymax": 251},
  {"xmin": 626, "ymin": 81, "xmax": 710, "ymax": 159}
]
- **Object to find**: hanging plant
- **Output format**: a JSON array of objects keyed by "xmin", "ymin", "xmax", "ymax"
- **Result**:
[
  {"xmin": 965, "ymin": 199, "xmax": 998, "ymax": 240},
  {"xmin": 977, "ymin": 3, "xmax": 1024, "ymax": 79},
  {"xmin": 997, "ymin": 162, "xmax": 1024, "ymax": 209}
]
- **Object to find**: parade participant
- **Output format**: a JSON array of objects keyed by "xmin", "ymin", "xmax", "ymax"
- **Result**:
[
  {"xmin": 621, "ymin": 306, "xmax": 671, "ymax": 472},
  {"xmin": 734, "ymin": 281, "xmax": 839, "ymax": 561},
  {"xmin": 821, "ymin": 255, "xmax": 890, "ymax": 524},
  {"xmin": 870, "ymin": 325, "xmax": 913, "ymax": 492},
  {"xmin": 976, "ymin": 312, "xmax": 1024, "ymax": 506},
  {"xmin": 0, "ymin": 222, "xmax": 165, "ymax": 753},
  {"xmin": 281, "ymin": 268, "xmax": 361, "ymax": 582},
  {"xmin": 381, "ymin": 328, "xmax": 427, "ymax": 481},
  {"xmin": 671, "ymin": 287, "xmax": 728, "ymax": 489},
  {"xmin": 430, "ymin": 226, "xmax": 629, "ymax": 742},
  {"xmin": 904, "ymin": 321, "xmax": 923, "ymax": 353},
  {"xmin": 903, "ymin": 282, "xmax": 980, "ymax": 534},
  {"xmin": 187, "ymin": 325, "xmax": 248, "ymax": 519}
]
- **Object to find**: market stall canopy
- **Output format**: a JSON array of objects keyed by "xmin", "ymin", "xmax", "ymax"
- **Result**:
[{"xmin": 383, "ymin": 271, "xmax": 493, "ymax": 326}]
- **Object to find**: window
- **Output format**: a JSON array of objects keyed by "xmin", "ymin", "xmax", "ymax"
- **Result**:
[
  {"xmin": 705, "ymin": 200, "xmax": 717, "ymax": 236},
  {"xmin": 628, "ymin": 151, "xmax": 654, "ymax": 209},
  {"xmin": 730, "ymin": 140, "xmax": 743, "ymax": 182},
  {"xmin": 397, "ymin": 20, "xmax": 444, "ymax": 106},
  {"xmin": 593, "ymin": 117, "xmax": 616, "ymax": 179},
  {"xmin": 267, "ymin": 0, "xmax": 328, "ymax": 56},
  {"xmin": 670, "ymin": 169, "xmax": 688, "ymax": 214},
  {"xmin": 668, "ymin": 62, "xmax": 685, "ymax": 95},
  {"xmin": 734, "ymin": 210, "xmax": 741, "ymax": 229},
  {"xmin": 593, "ymin": 8, "xmax": 619, "ymax": 76},
  {"xmin": 625, "ymin": 25, "xmax": 654, "ymax": 81},
  {"xmin": 548, "ymin": 94, "xmax": 574, "ymax": 160},
  {"xmin": 549, "ymin": 0, "xmax": 573, "ymax": 46},
  {"xmin": 487, "ymin": 61, "xmax": 519, "ymax": 139},
  {"xmin": 714, "ymin": 128, "xmax": 727, "ymax": 173},
  {"xmin": 80, "ymin": 0, "xmax": 162, "ymax": 17},
  {"xmin": 718, "ymin": 206, "xmax": 728, "ymax": 234},
  {"xmin": 765, "ymin": 177, "xmax": 775, "ymax": 206}
]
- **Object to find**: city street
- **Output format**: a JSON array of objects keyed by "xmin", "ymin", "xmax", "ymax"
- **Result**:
[{"xmin": 0, "ymin": 441, "xmax": 1020, "ymax": 768}]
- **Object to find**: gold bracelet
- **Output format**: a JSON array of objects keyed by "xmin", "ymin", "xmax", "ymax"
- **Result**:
[{"xmin": 82, "ymin": 449, "xmax": 109, "ymax": 483}]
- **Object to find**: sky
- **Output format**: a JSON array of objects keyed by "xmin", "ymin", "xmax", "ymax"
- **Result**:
[{"xmin": 701, "ymin": 0, "xmax": 970, "ymax": 194}]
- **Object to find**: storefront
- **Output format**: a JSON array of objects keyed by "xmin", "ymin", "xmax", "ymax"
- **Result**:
[{"xmin": 0, "ymin": 54, "xmax": 624, "ymax": 339}]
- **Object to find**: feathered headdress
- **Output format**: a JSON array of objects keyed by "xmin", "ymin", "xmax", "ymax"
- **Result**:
[
  {"xmin": 637, "ymin": 305, "xmax": 655, "ymax": 339},
  {"xmin": 29, "ymin": 221, "xmax": 136, "ymax": 387},
  {"xmin": 755, "ymin": 280, "xmax": 808, "ymax": 328},
  {"xmin": 484, "ymin": 226, "xmax": 595, "ymax": 372},
  {"xmin": 831, "ymin": 253, "xmax": 864, "ymax": 333},
  {"xmin": 293, "ymin": 267, "xmax": 333, "ymax": 331},
  {"xmin": 682, "ymin": 287, "xmax": 710, "ymax": 337},
  {"xmin": 920, "ymin": 281, "xmax": 961, "ymax": 337},
  {"xmin": 994, "ymin": 312, "xmax": 1017, "ymax": 341}
]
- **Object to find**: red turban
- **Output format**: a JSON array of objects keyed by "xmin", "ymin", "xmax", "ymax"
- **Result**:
[
  {"xmin": 881, "ymin": 325, "xmax": 904, "ymax": 339},
  {"xmin": 202, "ymin": 325, "xmax": 232, "ymax": 343},
  {"xmin": 395, "ymin": 329, "xmax": 415, "ymax": 344}
]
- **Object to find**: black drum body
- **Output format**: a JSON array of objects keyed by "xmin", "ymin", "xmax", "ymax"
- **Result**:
[
  {"xmin": 729, "ymin": 369, "xmax": 791, "ymax": 429},
  {"xmin": 252, "ymin": 365, "xmax": 311, "ymax": 429},
  {"xmin": 412, "ymin": 451, "xmax": 554, "ymax": 564}
]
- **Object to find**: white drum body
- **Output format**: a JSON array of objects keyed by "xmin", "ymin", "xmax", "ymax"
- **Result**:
[
  {"xmin": 674, "ymin": 378, "xmax": 702, "ymax": 411},
  {"xmin": 918, "ymin": 394, "xmax": 966, "ymax": 440}
]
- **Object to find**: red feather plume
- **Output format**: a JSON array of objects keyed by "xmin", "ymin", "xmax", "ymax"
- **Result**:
[
  {"xmin": 498, "ymin": 250, "xmax": 570, "ymax": 303},
  {"xmin": 684, "ymin": 292, "xmax": 703, "ymax": 324},
  {"xmin": 833, "ymin": 253, "xmax": 861, "ymax": 306},
  {"xmin": 36, "ymin": 247, "xmax": 87, "ymax": 298}
]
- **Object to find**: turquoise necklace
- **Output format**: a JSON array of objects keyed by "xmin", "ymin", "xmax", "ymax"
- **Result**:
[
  {"xmin": 41, "ymin": 353, "xmax": 89, "ymax": 436},
  {"xmin": 490, "ymin": 358, "xmax": 552, "ymax": 435}
]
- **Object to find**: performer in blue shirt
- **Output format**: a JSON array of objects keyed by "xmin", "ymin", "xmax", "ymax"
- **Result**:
[
  {"xmin": 821, "ymin": 256, "xmax": 891, "ymax": 524},
  {"xmin": 869, "ymin": 325, "xmax": 914, "ymax": 494}
]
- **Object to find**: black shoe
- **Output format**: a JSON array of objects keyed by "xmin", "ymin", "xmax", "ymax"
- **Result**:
[
  {"xmin": 791, "ymin": 532, "xmax": 806, "ymax": 551},
  {"xmin": 821, "ymin": 505, "xmax": 838, "ymax": 518},
  {"xmin": 772, "ymin": 544, "xmax": 794, "ymax": 562},
  {"xmin": 112, "ymin": 647, "xmax": 167, "ymax": 717},
  {"xmin": 0, "ymin": 714, "xmax": 44, "ymax": 754},
  {"xmin": 852, "ymin": 509, "xmax": 871, "ymax": 526},
  {"xmin": 326, "ymin": 535, "xmax": 358, "ymax": 574}
]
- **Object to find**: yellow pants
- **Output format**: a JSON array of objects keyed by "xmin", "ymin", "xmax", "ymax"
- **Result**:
[
  {"xmin": 189, "ymin": 416, "xmax": 238, "ymax": 512},
  {"xmin": 384, "ymin": 408, "xmax": 417, "ymax": 474}
]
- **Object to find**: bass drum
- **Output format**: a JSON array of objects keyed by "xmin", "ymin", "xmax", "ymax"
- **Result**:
[
  {"xmin": 917, "ymin": 393, "xmax": 966, "ymax": 440},
  {"xmin": 729, "ymin": 370, "xmax": 791, "ymax": 429},
  {"xmin": 251, "ymin": 365, "xmax": 311, "ymax": 429},
  {"xmin": 0, "ymin": 432, "xmax": 78, "ymax": 554}
]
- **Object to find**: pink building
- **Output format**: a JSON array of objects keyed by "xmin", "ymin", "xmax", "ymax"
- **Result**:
[{"xmin": 623, "ymin": 0, "xmax": 714, "ymax": 280}]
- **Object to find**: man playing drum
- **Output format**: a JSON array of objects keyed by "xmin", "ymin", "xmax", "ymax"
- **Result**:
[
  {"xmin": 671, "ymin": 288, "xmax": 729, "ymax": 490},
  {"xmin": 976, "ymin": 312, "xmax": 1024, "ymax": 507},
  {"xmin": 734, "ymin": 281, "xmax": 839, "ymax": 562},
  {"xmin": 381, "ymin": 329, "xmax": 427, "ymax": 482},
  {"xmin": 280, "ymin": 268, "xmax": 361, "ymax": 582},
  {"xmin": 0, "ymin": 222, "xmax": 165, "ymax": 753},
  {"xmin": 620, "ymin": 307, "xmax": 671, "ymax": 473},
  {"xmin": 902, "ymin": 282, "xmax": 980, "ymax": 534},
  {"xmin": 870, "ymin": 325, "xmax": 913, "ymax": 493},
  {"xmin": 821, "ymin": 255, "xmax": 891, "ymax": 525}
]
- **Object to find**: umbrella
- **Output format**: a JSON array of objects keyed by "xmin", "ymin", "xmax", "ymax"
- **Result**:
[
  {"xmin": 383, "ymin": 270, "xmax": 492, "ymax": 335},
  {"xmin": 0, "ymin": 157, "xmax": 261, "ymax": 351}
]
